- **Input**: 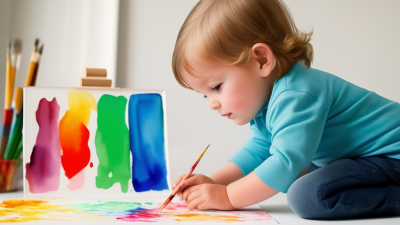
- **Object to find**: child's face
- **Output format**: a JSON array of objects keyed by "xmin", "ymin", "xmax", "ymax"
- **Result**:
[{"xmin": 182, "ymin": 58, "xmax": 275, "ymax": 125}]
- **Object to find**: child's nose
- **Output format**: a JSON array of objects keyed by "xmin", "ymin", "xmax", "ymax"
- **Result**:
[{"xmin": 209, "ymin": 98, "xmax": 221, "ymax": 110}]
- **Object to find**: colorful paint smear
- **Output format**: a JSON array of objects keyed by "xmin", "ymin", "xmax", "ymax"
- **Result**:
[
  {"xmin": 0, "ymin": 200, "xmax": 74, "ymax": 222},
  {"xmin": 59, "ymin": 90, "xmax": 97, "ymax": 191},
  {"xmin": 95, "ymin": 95, "xmax": 131, "ymax": 193},
  {"xmin": 128, "ymin": 94, "xmax": 169, "ymax": 192},
  {"xmin": 0, "ymin": 200, "xmax": 276, "ymax": 223},
  {"xmin": 25, "ymin": 98, "xmax": 61, "ymax": 193}
]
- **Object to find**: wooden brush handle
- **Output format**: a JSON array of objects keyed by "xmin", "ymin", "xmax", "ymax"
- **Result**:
[{"xmin": 25, "ymin": 61, "xmax": 37, "ymax": 86}]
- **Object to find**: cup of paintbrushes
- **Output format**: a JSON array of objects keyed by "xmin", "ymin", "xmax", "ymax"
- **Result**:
[
  {"xmin": 0, "ymin": 158, "xmax": 21, "ymax": 192},
  {"xmin": 0, "ymin": 88, "xmax": 23, "ymax": 192}
]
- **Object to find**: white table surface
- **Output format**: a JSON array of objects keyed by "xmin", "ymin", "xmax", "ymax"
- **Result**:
[{"xmin": 1, "ymin": 190, "xmax": 399, "ymax": 224}]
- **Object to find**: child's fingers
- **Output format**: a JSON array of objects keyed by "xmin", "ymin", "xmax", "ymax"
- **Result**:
[
  {"xmin": 182, "ymin": 185, "xmax": 202, "ymax": 202},
  {"xmin": 188, "ymin": 196, "xmax": 205, "ymax": 211},
  {"xmin": 177, "ymin": 191, "xmax": 183, "ymax": 202},
  {"xmin": 196, "ymin": 202, "xmax": 208, "ymax": 211},
  {"xmin": 172, "ymin": 174, "xmax": 195, "ymax": 190},
  {"xmin": 186, "ymin": 190, "xmax": 202, "ymax": 204},
  {"xmin": 172, "ymin": 174, "xmax": 186, "ymax": 189},
  {"xmin": 181, "ymin": 175, "xmax": 203, "ymax": 189}
]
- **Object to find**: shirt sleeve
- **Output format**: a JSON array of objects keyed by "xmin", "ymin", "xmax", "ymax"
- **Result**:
[
  {"xmin": 254, "ymin": 90, "xmax": 328, "ymax": 193},
  {"xmin": 229, "ymin": 121, "xmax": 272, "ymax": 176}
]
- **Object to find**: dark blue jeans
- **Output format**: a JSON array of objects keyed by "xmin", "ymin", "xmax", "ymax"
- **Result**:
[{"xmin": 287, "ymin": 156, "xmax": 400, "ymax": 219}]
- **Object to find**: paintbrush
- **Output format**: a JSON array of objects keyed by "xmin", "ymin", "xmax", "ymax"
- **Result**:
[
  {"xmin": 1, "ymin": 40, "xmax": 22, "ymax": 158},
  {"xmin": 4, "ymin": 40, "xmax": 12, "ymax": 108},
  {"xmin": 25, "ymin": 39, "xmax": 40, "ymax": 87},
  {"xmin": 10, "ymin": 39, "xmax": 22, "ymax": 91},
  {"xmin": 0, "ymin": 40, "xmax": 14, "ymax": 158},
  {"xmin": 6, "ymin": 39, "xmax": 42, "ymax": 160},
  {"xmin": 158, "ymin": 143, "xmax": 210, "ymax": 213},
  {"xmin": 31, "ymin": 44, "xmax": 43, "ymax": 86}
]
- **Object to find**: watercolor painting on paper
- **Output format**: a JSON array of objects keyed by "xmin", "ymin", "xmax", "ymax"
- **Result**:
[
  {"xmin": 23, "ymin": 87, "xmax": 170, "ymax": 198},
  {"xmin": 21, "ymin": 88, "xmax": 277, "ymax": 225},
  {"xmin": 0, "ymin": 199, "xmax": 277, "ymax": 224}
]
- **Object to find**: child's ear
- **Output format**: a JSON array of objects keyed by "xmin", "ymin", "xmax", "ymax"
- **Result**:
[{"xmin": 251, "ymin": 43, "xmax": 276, "ymax": 78}]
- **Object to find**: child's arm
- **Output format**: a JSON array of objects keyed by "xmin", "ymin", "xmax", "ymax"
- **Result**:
[
  {"xmin": 227, "ymin": 171, "xmax": 279, "ymax": 209},
  {"xmin": 210, "ymin": 162, "xmax": 244, "ymax": 185},
  {"xmin": 180, "ymin": 171, "xmax": 278, "ymax": 210},
  {"xmin": 226, "ymin": 164, "xmax": 310, "ymax": 208}
]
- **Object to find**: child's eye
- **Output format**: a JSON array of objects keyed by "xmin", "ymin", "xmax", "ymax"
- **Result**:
[
  {"xmin": 212, "ymin": 83, "xmax": 222, "ymax": 92},
  {"xmin": 203, "ymin": 83, "xmax": 222, "ymax": 99}
]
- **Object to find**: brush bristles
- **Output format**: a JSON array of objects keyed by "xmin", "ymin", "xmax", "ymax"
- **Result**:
[
  {"xmin": 38, "ymin": 44, "xmax": 44, "ymax": 54},
  {"xmin": 7, "ymin": 39, "xmax": 11, "ymax": 56},
  {"xmin": 158, "ymin": 195, "xmax": 174, "ymax": 213},
  {"xmin": 34, "ymin": 38, "xmax": 39, "ymax": 50},
  {"xmin": 13, "ymin": 39, "xmax": 22, "ymax": 55}
]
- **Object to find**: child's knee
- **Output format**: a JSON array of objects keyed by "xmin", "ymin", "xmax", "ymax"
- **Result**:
[{"xmin": 287, "ymin": 174, "xmax": 327, "ymax": 219}]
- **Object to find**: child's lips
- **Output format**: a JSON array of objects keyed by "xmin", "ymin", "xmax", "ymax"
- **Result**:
[{"xmin": 222, "ymin": 113, "xmax": 232, "ymax": 119}]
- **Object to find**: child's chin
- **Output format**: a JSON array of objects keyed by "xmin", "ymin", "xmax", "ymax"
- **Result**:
[{"xmin": 233, "ymin": 118, "xmax": 249, "ymax": 126}]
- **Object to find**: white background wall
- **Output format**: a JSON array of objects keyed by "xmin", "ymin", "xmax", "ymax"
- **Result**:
[
  {"xmin": 1, "ymin": 0, "xmax": 400, "ymax": 186},
  {"xmin": 0, "ymin": 0, "xmax": 119, "ymax": 121}
]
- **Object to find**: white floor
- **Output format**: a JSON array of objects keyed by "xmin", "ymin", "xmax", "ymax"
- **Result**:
[{"xmin": 1, "ymin": 190, "xmax": 399, "ymax": 224}]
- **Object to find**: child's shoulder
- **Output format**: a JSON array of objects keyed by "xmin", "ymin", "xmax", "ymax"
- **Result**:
[
  {"xmin": 282, "ymin": 62, "xmax": 353, "ymax": 95},
  {"xmin": 270, "ymin": 62, "xmax": 368, "ymax": 106}
]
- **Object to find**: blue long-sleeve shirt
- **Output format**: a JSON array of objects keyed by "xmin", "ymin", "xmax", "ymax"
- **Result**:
[{"xmin": 229, "ymin": 62, "xmax": 400, "ymax": 193}]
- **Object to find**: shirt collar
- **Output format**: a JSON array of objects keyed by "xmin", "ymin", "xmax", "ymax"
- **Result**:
[
  {"xmin": 254, "ymin": 100, "xmax": 269, "ymax": 119},
  {"xmin": 251, "ymin": 61, "xmax": 304, "ymax": 121}
]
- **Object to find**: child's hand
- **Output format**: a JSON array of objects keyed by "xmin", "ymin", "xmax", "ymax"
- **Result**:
[
  {"xmin": 182, "ymin": 183, "xmax": 235, "ymax": 210},
  {"xmin": 172, "ymin": 174, "xmax": 215, "ymax": 189},
  {"xmin": 172, "ymin": 174, "xmax": 215, "ymax": 201}
]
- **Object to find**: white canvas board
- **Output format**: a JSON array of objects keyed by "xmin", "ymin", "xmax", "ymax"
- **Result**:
[{"xmin": 23, "ymin": 86, "xmax": 171, "ymax": 199}]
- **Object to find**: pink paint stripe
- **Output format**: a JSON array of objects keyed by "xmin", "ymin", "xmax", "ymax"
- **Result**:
[{"xmin": 25, "ymin": 98, "xmax": 62, "ymax": 193}]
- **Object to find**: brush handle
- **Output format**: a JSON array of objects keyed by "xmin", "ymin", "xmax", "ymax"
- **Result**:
[
  {"xmin": 0, "ymin": 109, "xmax": 14, "ymax": 158},
  {"xmin": 4, "ymin": 63, "xmax": 12, "ymax": 108},
  {"xmin": 4, "ymin": 110, "xmax": 23, "ymax": 159},
  {"xmin": 25, "ymin": 62, "xmax": 37, "ymax": 86},
  {"xmin": 171, "ymin": 163, "xmax": 197, "ymax": 195},
  {"xmin": 159, "ymin": 161, "xmax": 198, "ymax": 213},
  {"xmin": 11, "ymin": 138, "xmax": 22, "ymax": 160},
  {"xmin": 159, "ymin": 144, "xmax": 210, "ymax": 213}
]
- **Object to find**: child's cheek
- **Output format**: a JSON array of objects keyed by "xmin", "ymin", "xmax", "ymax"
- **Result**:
[{"xmin": 223, "ymin": 84, "xmax": 252, "ymax": 112}]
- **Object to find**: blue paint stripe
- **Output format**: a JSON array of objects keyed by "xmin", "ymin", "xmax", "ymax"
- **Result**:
[{"xmin": 128, "ymin": 94, "xmax": 168, "ymax": 192}]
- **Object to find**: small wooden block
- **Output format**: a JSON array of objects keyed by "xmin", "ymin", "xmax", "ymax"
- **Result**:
[
  {"xmin": 84, "ymin": 68, "xmax": 107, "ymax": 78},
  {"xmin": 81, "ymin": 77, "xmax": 112, "ymax": 87}
]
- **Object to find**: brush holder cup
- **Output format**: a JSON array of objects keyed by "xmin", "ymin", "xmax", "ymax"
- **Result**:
[{"xmin": 0, "ymin": 159, "xmax": 22, "ymax": 192}]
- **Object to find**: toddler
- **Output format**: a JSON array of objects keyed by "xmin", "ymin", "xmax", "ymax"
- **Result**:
[{"xmin": 171, "ymin": 0, "xmax": 400, "ymax": 219}]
